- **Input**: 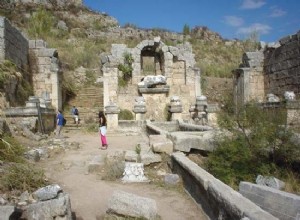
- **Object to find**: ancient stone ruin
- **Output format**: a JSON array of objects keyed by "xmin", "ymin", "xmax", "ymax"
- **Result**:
[
  {"xmin": 101, "ymin": 37, "xmax": 202, "ymax": 122},
  {"xmin": 0, "ymin": 16, "xmax": 63, "ymax": 134},
  {"xmin": 233, "ymin": 30, "xmax": 300, "ymax": 128}
]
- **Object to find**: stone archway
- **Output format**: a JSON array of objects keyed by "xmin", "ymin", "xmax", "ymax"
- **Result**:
[{"xmin": 140, "ymin": 45, "xmax": 164, "ymax": 76}]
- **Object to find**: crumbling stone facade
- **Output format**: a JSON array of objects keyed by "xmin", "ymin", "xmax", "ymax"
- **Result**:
[
  {"xmin": 233, "ymin": 30, "xmax": 300, "ymax": 128},
  {"xmin": 29, "ymin": 40, "xmax": 62, "ymax": 110},
  {"xmin": 234, "ymin": 30, "xmax": 300, "ymax": 104},
  {"xmin": 101, "ymin": 38, "xmax": 200, "ymax": 121},
  {"xmin": 0, "ymin": 16, "xmax": 62, "ymax": 111}
]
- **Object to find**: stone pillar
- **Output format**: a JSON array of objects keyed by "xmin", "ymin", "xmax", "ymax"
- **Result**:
[
  {"xmin": 133, "ymin": 97, "xmax": 146, "ymax": 121},
  {"xmin": 195, "ymin": 95, "xmax": 208, "ymax": 125},
  {"xmin": 168, "ymin": 96, "xmax": 183, "ymax": 121},
  {"xmin": 105, "ymin": 102, "xmax": 120, "ymax": 131},
  {"xmin": 194, "ymin": 68, "xmax": 201, "ymax": 96}
]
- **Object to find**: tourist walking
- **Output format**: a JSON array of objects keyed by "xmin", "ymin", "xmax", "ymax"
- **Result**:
[
  {"xmin": 56, "ymin": 110, "xmax": 64, "ymax": 138},
  {"xmin": 98, "ymin": 111, "xmax": 108, "ymax": 149},
  {"xmin": 71, "ymin": 106, "xmax": 79, "ymax": 126}
]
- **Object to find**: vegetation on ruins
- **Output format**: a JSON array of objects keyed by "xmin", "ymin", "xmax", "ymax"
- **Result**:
[
  {"xmin": 0, "ymin": 135, "xmax": 46, "ymax": 192},
  {"xmin": 118, "ymin": 52, "xmax": 134, "ymax": 88},
  {"xmin": 118, "ymin": 109, "xmax": 134, "ymax": 120},
  {"xmin": 205, "ymin": 96, "xmax": 300, "ymax": 192},
  {"xmin": 0, "ymin": 60, "xmax": 33, "ymax": 106}
]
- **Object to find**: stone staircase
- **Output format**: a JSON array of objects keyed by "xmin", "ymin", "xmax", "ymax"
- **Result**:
[{"xmin": 64, "ymin": 84, "xmax": 104, "ymax": 128}]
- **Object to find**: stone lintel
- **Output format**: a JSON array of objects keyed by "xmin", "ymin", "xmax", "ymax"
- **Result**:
[{"xmin": 138, "ymin": 85, "xmax": 170, "ymax": 94}]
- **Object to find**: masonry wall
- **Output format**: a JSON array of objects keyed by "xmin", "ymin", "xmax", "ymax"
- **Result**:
[
  {"xmin": 264, "ymin": 31, "xmax": 300, "ymax": 99},
  {"xmin": 0, "ymin": 16, "xmax": 28, "ymax": 71},
  {"xmin": 29, "ymin": 40, "xmax": 62, "ymax": 110}
]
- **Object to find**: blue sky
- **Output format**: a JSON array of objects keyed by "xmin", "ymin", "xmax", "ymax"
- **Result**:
[{"xmin": 83, "ymin": 0, "xmax": 300, "ymax": 42}]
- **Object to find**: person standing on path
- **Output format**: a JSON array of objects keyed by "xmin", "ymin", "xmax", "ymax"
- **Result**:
[
  {"xmin": 56, "ymin": 110, "xmax": 64, "ymax": 137},
  {"xmin": 98, "ymin": 111, "xmax": 108, "ymax": 149}
]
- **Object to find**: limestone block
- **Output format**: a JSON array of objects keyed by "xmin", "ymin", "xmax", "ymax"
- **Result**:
[
  {"xmin": 164, "ymin": 174, "xmax": 180, "ymax": 185},
  {"xmin": 150, "ymin": 135, "xmax": 173, "ymax": 155},
  {"xmin": 141, "ymin": 151, "xmax": 162, "ymax": 165},
  {"xmin": 125, "ymin": 150, "xmax": 138, "ymax": 162},
  {"xmin": 26, "ymin": 193, "xmax": 72, "ymax": 220},
  {"xmin": 0, "ymin": 206, "xmax": 20, "ymax": 220},
  {"xmin": 107, "ymin": 190, "xmax": 159, "ymax": 219},
  {"xmin": 169, "ymin": 130, "xmax": 218, "ymax": 152},
  {"xmin": 32, "ymin": 184, "xmax": 62, "ymax": 201},
  {"xmin": 239, "ymin": 182, "xmax": 300, "ymax": 220}
]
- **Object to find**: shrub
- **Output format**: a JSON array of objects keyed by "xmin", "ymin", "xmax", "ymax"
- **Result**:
[
  {"xmin": 206, "ymin": 101, "xmax": 300, "ymax": 189},
  {"xmin": 118, "ymin": 109, "xmax": 134, "ymax": 120},
  {"xmin": 0, "ymin": 135, "xmax": 25, "ymax": 163},
  {"xmin": 118, "ymin": 53, "xmax": 134, "ymax": 87},
  {"xmin": 102, "ymin": 157, "xmax": 125, "ymax": 181},
  {"xmin": 0, "ymin": 163, "xmax": 46, "ymax": 192},
  {"xmin": 27, "ymin": 8, "xmax": 55, "ymax": 39}
]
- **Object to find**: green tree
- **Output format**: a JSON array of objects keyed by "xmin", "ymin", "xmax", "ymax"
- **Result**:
[{"xmin": 183, "ymin": 24, "xmax": 190, "ymax": 35}]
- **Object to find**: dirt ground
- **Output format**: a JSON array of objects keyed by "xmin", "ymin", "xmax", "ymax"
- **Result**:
[{"xmin": 39, "ymin": 128, "xmax": 208, "ymax": 220}]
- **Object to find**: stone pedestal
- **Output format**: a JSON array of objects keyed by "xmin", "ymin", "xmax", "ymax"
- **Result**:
[
  {"xmin": 105, "ymin": 102, "xmax": 120, "ymax": 131},
  {"xmin": 122, "ymin": 162, "xmax": 148, "ymax": 182},
  {"xmin": 133, "ymin": 97, "xmax": 146, "ymax": 121},
  {"xmin": 168, "ymin": 96, "xmax": 183, "ymax": 121}
]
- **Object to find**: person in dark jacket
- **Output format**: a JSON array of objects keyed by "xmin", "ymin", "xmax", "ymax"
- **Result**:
[{"xmin": 98, "ymin": 111, "xmax": 108, "ymax": 149}]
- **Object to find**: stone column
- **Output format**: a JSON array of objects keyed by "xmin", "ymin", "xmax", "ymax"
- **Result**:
[
  {"xmin": 168, "ymin": 96, "xmax": 183, "ymax": 121},
  {"xmin": 194, "ymin": 68, "xmax": 201, "ymax": 96},
  {"xmin": 105, "ymin": 102, "xmax": 120, "ymax": 131},
  {"xmin": 195, "ymin": 95, "xmax": 208, "ymax": 125},
  {"xmin": 133, "ymin": 97, "xmax": 146, "ymax": 121}
]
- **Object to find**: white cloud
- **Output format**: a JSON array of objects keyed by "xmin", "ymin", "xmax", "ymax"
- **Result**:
[
  {"xmin": 241, "ymin": 0, "xmax": 266, "ymax": 9},
  {"xmin": 237, "ymin": 23, "xmax": 272, "ymax": 35},
  {"xmin": 270, "ymin": 6, "xmax": 286, "ymax": 17},
  {"xmin": 224, "ymin": 16, "xmax": 244, "ymax": 27}
]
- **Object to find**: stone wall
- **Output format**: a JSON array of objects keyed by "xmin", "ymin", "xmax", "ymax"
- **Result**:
[
  {"xmin": 29, "ymin": 40, "xmax": 62, "ymax": 110},
  {"xmin": 0, "ymin": 16, "xmax": 28, "ymax": 71},
  {"xmin": 234, "ymin": 30, "xmax": 300, "ymax": 105},
  {"xmin": 264, "ymin": 31, "xmax": 300, "ymax": 99}
]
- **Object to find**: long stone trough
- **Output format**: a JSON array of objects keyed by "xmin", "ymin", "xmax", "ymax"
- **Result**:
[{"xmin": 146, "ymin": 120, "xmax": 280, "ymax": 220}]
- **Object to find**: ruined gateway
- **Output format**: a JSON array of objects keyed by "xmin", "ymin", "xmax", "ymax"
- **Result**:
[{"xmin": 100, "ymin": 37, "xmax": 201, "ymax": 121}]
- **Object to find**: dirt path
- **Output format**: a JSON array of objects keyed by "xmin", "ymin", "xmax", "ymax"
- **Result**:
[{"xmin": 40, "ymin": 129, "xmax": 208, "ymax": 220}]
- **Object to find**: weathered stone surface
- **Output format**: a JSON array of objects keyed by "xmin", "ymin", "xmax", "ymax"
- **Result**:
[
  {"xmin": 32, "ymin": 184, "xmax": 62, "ymax": 201},
  {"xmin": 164, "ymin": 174, "xmax": 180, "ymax": 185},
  {"xmin": 239, "ymin": 182, "xmax": 300, "ymax": 220},
  {"xmin": 141, "ymin": 151, "xmax": 162, "ymax": 165},
  {"xmin": 107, "ymin": 190, "xmax": 159, "ymax": 220},
  {"xmin": 26, "ymin": 193, "xmax": 72, "ymax": 220},
  {"xmin": 125, "ymin": 150, "xmax": 138, "ymax": 162},
  {"xmin": 150, "ymin": 135, "xmax": 173, "ymax": 154},
  {"xmin": 256, "ymin": 175, "xmax": 285, "ymax": 190},
  {"xmin": 0, "ymin": 205, "xmax": 21, "ymax": 220},
  {"xmin": 168, "ymin": 130, "xmax": 218, "ymax": 152},
  {"xmin": 172, "ymin": 152, "xmax": 278, "ymax": 220}
]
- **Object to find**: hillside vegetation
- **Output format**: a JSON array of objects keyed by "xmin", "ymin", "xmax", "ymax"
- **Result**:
[{"xmin": 0, "ymin": 3, "xmax": 258, "ymax": 90}]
